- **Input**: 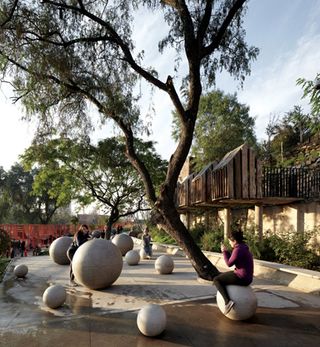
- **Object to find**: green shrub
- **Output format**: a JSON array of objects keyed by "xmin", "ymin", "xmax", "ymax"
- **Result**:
[
  {"xmin": 189, "ymin": 223, "xmax": 206, "ymax": 245},
  {"xmin": 0, "ymin": 258, "xmax": 10, "ymax": 282},
  {"xmin": 201, "ymin": 227, "xmax": 224, "ymax": 252},
  {"xmin": 150, "ymin": 226, "xmax": 176, "ymax": 245},
  {"xmin": 264, "ymin": 229, "xmax": 320, "ymax": 270},
  {"xmin": 0, "ymin": 229, "xmax": 11, "ymax": 257}
]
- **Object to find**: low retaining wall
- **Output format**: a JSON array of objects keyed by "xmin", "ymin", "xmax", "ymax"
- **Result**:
[{"xmin": 134, "ymin": 238, "xmax": 320, "ymax": 295}]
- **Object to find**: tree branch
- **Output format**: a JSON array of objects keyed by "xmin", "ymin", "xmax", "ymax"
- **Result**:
[{"xmin": 201, "ymin": 0, "xmax": 247, "ymax": 58}]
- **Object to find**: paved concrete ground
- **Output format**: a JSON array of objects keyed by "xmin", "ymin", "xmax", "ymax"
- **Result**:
[{"xmin": 1, "ymin": 250, "xmax": 320, "ymax": 347}]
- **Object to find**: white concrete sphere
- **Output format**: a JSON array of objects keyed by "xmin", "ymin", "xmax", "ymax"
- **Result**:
[
  {"xmin": 14, "ymin": 264, "xmax": 28, "ymax": 278},
  {"xmin": 73, "ymin": 239, "xmax": 123, "ymax": 290},
  {"xmin": 216, "ymin": 285, "xmax": 257, "ymax": 320},
  {"xmin": 112, "ymin": 233, "xmax": 134, "ymax": 256},
  {"xmin": 43, "ymin": 284, "xmax": 66, "ymax": 309},
  {"xmin": 125, "ymin": 249, "xmax": 140, "ymax": 265},
  {"xmin": 137, "ymin": 304, "xmax": 167, "ymax": 337},
  {"xmin": 155, "ymin": 255, "xmax": 174, "ymax": 274},
  {"xmin": 49, "ymin": 236, "xmax": 73, "ymax": 265},
  {"xmin": 139, "ymin": 248, "xmax": 147, "ymax": 259}
]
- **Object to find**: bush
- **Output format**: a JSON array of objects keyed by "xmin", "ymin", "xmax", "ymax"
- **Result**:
[
  {"xmin": 150, "ymin": 226, "xmax": 176, "ymax": 245},
  {"xmin": 0, "ymin": 258, "xmax": 10, "ymax": 282},
  {"xmin": 201, "ymin": 227, "xmax": 224, "ymax": 252},
  {"xmin": 263, "ymin": 229, "xmax": 320, "ymax": 270},
  {"xmin": 0, "ymin": 229, "xmax": 11, "ymax": 257},
  {"xmin": 189, "ymin": 223, "xmax": 206, "ymax": 245}
]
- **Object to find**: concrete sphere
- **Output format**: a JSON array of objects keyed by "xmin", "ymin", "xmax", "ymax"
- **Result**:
[
  {"xmin": 14, "ymin": 264, "xmax": 28, "ymax": 278},
  {"xmin": 155, "ymin": 255, "xmax": 174, "ymax": 274},
  {"xmin": 139, "ymin": 248, "xmax": 147, "ymax": 260},
  {"xmin": 43, "ymin": 284, "xmax": 66, "ymax": 309},
  {"xmin": 125, "ymin": 249, "xmax": 140, "ymax": 266},
  {"xmin": 73, "ymin": 239, "xmax": 123, "ymax": 290},
  {"xmin": 112, "ymin": 233, "xmax": 134, "ymax": 256},
  {"xmin": 137, "ymin": 304, "xmax": 167, "ymax": 337},
  {"xmin": 217, "ymin": 285, "xmax": 257, "ymax": 320},
  {"xmin": 49, "ymin": 236, "xmax": 73, "ymax": 265}
]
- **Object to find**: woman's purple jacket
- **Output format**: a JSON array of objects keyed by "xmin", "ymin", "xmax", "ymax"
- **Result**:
[{"xmin": 223, "ymin": 243, "xmax": 254, "ymax": 284}]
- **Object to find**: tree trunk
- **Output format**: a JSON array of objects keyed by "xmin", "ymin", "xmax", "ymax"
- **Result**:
[{"xmin": 155, "ymin": 198, "xmax": 220, "ymax": 281}]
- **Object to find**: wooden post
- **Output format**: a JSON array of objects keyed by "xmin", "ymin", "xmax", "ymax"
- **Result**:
[
  {"xmin": 255, "ymin": 205, "xmax": 263, "ymax": 241},
  {"xmin": 224, "ymin": 207, "xmax": 231, "ymax": 240},
  {"xmin": 297, "ymin": 203, "xmax": 305, "ymax": 233}
]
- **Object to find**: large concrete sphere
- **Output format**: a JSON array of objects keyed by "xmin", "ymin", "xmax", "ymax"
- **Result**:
[
  {"xmin": 14, "ymin": 264, "xmax": 28, "ymax": 278},
  {"xmin": 112, "ymin": 233, "xmax": 134, "ymax": 256},
  {"xmin": 73, "ymin": 239, "xmax": 123, "ymax": 289},
  {"xmin": 155, "ymin": 255, "xmax": 174, "ymax": 274},
  {"xmin": 125, "ymin": 249, "xmax": 140, "ymax": 266},
  {"xmin": 139, "ymin": 248, "xmax": 147, "ymax": 260},
  {"xmin": 137, "ymin": 304, "xmax": 167, "ymax": 337},
  {"xmin": 217, "ymin": 285, "xmax": 257, "ymax": 320},
  {"xmin": 49, "ymin": 236, "xmax": 73, "ymax": 265},
  {"xmin": 43, "ymin": 284, "xmax": 66, "ymax": 309}
]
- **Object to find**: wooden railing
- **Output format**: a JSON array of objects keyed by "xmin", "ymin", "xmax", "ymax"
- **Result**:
[{"xmin": 263, "ymin": 167, "xmax": 320, "ymax": 199}]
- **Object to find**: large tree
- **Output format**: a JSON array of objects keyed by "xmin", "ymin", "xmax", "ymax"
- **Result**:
[
  {"xmin": 0, "ymin": 1, "xmax": 258, "ymax": 280},
  {"xmin": 21, "ymin": 136, "xmax": 167, "ymax": 237},
  {"xmin": 0, "ymin": 163, "xmax": 65, "ymax": 223},
  {"xmin": 172, "ymin": 89, "xmax": 257, "ymax": 172}
]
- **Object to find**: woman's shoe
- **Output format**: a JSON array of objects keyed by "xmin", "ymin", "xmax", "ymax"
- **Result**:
[{"xmin": 223, "ymin": 300, "xmax": 235, "ymax": 315}]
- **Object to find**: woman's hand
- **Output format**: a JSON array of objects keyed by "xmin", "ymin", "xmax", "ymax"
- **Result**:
[{"xmin": 221, "ymin": 243, "xmax": 227, "ymax": 252}]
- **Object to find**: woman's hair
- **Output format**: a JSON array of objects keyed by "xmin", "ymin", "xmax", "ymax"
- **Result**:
[{"xmin": 228, "ymin": 230, "xmax": 245, "ymax": 243}]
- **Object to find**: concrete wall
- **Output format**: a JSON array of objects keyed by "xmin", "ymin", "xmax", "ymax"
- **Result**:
[{"xmin": 180, "ymin": 201, "xmax": 320, "ymax": 238}]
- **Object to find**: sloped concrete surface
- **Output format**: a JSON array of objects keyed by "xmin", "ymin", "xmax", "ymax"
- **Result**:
[{"xmin": 1, "ymin": 251, "xmax": 320, "ymax": 347}]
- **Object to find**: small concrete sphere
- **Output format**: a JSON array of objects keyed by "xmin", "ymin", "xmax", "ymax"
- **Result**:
[
  {"xmin": 112, "ymin": 233, "xmax": 134, "ymax": 256},
  {"xmin": 216, "ymin": 285, "xmax": 257, "ymax": 320},
  {"xmin": 155, "ymin": 255, "xmax": 174, "ymax": 274},
  {"xmin": 49, "ymin": 236, "xmax": 73, "ymax": 265},
  {"xmin": 73, "ymin": 239, "xmax": 123, "ymax": 290},
  {"xmin": 43, "ymin": 284, "xmax": 66, "ymax": 309},
  {"xmin": 125, "ymin": 249, "xmax": 140, "ymax": 265},
  {"xmin": 139, "ymin": 248, "xmax": 147, "ymax": 259},
  {"xmin": 137, "ymin": 304, "xmax": 167, "ymax": 337},
  {"xmin": 14, "ymin": 264, "xmax": 28, "ymax": 278}
]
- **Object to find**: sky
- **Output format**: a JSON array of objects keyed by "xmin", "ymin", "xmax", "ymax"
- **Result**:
[{"xmin": 1, "ymin": 0, "xmax": 320, "ymax": 171}]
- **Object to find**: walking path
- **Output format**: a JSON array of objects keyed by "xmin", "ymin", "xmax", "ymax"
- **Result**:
[{"xmin": 0, "ymin": 250, "xmax": 320, "ymax": 347}]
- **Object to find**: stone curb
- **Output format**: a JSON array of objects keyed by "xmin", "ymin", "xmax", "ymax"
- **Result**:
[{"xmin": 133, "ymin": 237, "xmax": 320, "ymax": 294}]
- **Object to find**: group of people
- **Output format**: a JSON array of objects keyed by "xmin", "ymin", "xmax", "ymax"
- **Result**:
[{"xmin": 65, "ymin": 223, "xmax": 253, "ymax": 316}]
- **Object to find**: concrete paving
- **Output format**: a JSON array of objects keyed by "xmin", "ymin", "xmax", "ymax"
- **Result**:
[{"xmin": 1, "ymin": 250, "xmax": 320, "ymax": 347}]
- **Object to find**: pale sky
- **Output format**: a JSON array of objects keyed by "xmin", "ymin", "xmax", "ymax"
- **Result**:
[{"xmin": 1, "ymin": 0, "xmax": 320, "ymax": 171}]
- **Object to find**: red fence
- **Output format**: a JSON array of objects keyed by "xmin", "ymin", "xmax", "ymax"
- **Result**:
[{"xmin": 0, "ymin": 224, "xmax": 77, "ymax": 249}]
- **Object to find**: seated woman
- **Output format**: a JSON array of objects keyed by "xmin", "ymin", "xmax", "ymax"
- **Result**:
[{"xmin": 213, "ymin": 229, "xmax": 254, "ymax": 314}]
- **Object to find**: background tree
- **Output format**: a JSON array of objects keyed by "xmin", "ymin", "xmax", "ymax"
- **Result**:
[
  {"xmin": 0, "ymin": 163, "xmax": 68, "ymax": 224},
  {"xmin": 21, "ymin": 136, "xmax": 167, "ymax": 238},
  {"xmin": 0, "ymin": 0, "xmax": 258, "ymax": 280},
  {"xmin": 172, "ymin": 89, "xmax": 257, "ymax": 172},
  {"xmin": 297, "ymin": 73, "xmax": 320, "ymax": 120}
]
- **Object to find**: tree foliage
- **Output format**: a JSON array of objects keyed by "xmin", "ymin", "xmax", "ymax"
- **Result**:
[
  {"xmin": 21, "ymin": 136, "xmax": 167, "ymax": 235},
  {"xmin": 172, "ymin": 89, "xmax": 257, "ymax": 171},
  {"xmin": 297, "ymin": 73, "xmax": 320, "ymax": 120},
  {"xmin": 0, "ymin": 163, "xmax": 65, "ymax": 223},
  {"xmin": 259, "ymin": 105, "xmax": 318, "ymax": 167},
  {"xmin": 0, "ymin": 0, "xmax": 258, "ymax": 280}
]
